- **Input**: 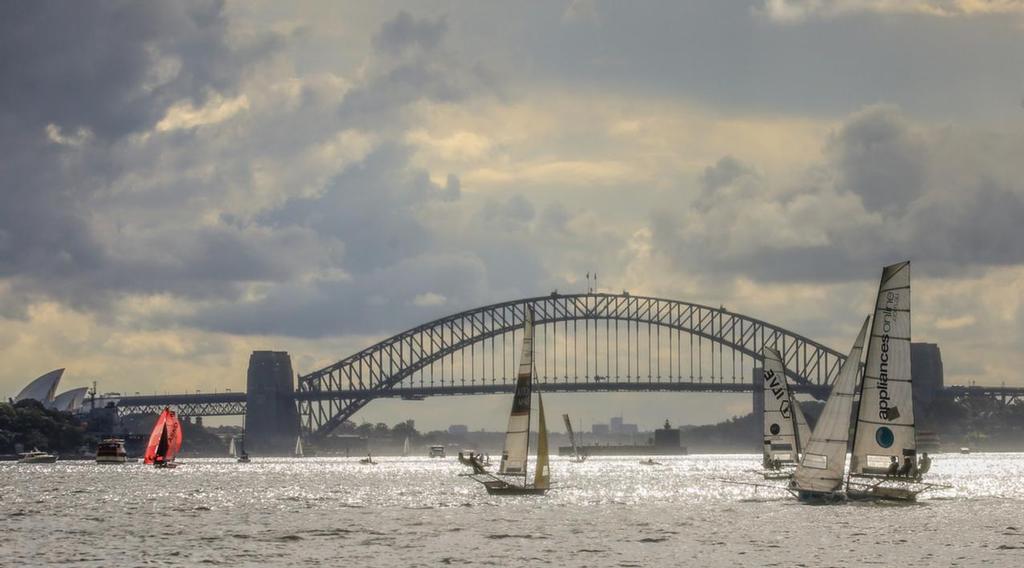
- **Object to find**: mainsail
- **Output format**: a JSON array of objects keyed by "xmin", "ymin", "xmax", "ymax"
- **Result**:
[
  {"xmin": 402, "ymin": 436, "xmax": 410, "ymax": 457},
  {"xmin": 791, "ymin": 395, "xmax": 811, "ymax": 457},
  {"xmin": 144, "ymin": 408, "xmax": 182, "ymax": 465},
  {"xmin": 228, "ymin": 436, "xmax": 237, "ymax": 458},
  {"xmin": 533, "ymin": 393, "xmax": 550, "ymax": 489},
  {"xmin": 793, "ymin": 317, "xmax": 870, "ymax": 494},
  {"xmin": 562, "ymin": 413, "xmax": 580, "ymax": 459},
  {"xmin": 499, "ymin": 307, "xmax": 535, "ymax": 477},
  {"xmin": 761, "ymin": 347, "xmax": 800, "ymax": 465},
  {"xmin": 850, "ymin": 261, "xmax": 914, "ymax": 476},
  {"xmin": 294, "ymin": 436, "xmax": 305, "ymax": 458}
]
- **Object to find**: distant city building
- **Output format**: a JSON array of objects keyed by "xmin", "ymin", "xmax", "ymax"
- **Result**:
[
  {"xmin": 620, "ymin": 423, "xmax": 639, "ymax": 434},
  {"xmin": 654, "ymin": 420, "xmax": 681, "ymax": 449},
  {"xmin": 591, "ymin": 424, "xmax": 609, "ymax": 435},
  {"xmin": 911, "ymin": 343, "xmax": 944, "ymax": 406},
  {"xmin": 610, "ymin": 416, "xmax": 623, "ymax": 433},
  {"xmin": 448, "ymin": 424, "xmax": 469, "ymax": 435}
]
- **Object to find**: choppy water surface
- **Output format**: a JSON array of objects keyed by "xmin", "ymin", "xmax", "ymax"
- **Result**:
[{"xmin": 2, "ymin": 453, "xmax": 1023, "ymax": 567}]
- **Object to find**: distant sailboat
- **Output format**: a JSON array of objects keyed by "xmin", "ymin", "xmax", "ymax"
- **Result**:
[
  {"xmin": 760, "ymin": 347, "xmax": 804, "ymax": 478},
  {"xmin": 845, "ymin": 262, "xmax": 940, "ymax": 501},
  {"xmin": 469, "ymin": 307, "xmax": 550, "ymax": 495},
  {"xmin": 294, "ymin": 435, "xmax": 304, "ymax": 458},
  {"xmin": 144, "ymin": 407, "xmax": 183, "ymax": 468},
  {"xmin": 228, "ymin": 436, "xmax": 237, "ymax": 458},
  {"xmin": 562, "ymin": 413, "xmax": 587, "ymax": 462},
  {"xmin": 402, "ymin": 436, "xmax": 410, "ymax": 457},
  {"xmin": 790, "ymin": 317, "xmax": 870, "ymax": 501}
]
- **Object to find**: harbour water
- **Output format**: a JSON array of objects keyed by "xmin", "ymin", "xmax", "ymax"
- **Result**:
[{"xmin": 2, "ymin": 453, "xmax": 1023, "ymax": 567}]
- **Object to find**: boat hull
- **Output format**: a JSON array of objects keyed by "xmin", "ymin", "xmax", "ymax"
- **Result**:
[
  {"xmin": 846, "ymin": 486, "xmax": 917, "ymax": 502},
  {"xmin": 483, "ymin": 480, "xmax": 548, "ymax": 496},
  {"xmin": 796, "ymin": 490, "xmax": 846, "ymax": 503},
  {"xmin": 96, "ymin": 456, "xmax": 127, "ymax": 464},
  {"xmin": 18, "ymin": 456, "xmax": 57, "ymax": 464}
]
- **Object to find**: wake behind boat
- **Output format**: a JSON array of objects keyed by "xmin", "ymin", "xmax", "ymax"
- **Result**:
[{"xmin": 468, "ymin": 307, "xmax": 551, "ymax": 496}]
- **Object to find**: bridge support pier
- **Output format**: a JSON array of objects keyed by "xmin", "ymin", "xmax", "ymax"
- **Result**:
[{"xmin": 246, "ymin": 351, "xmax": 300, "ymax": 455}]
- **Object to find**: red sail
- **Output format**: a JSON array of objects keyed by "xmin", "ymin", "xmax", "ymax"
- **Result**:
[
  {"xmin": 165, "ymin": 411, "xmax": 183, "ymax": 461},
  {"xmin": 143, "ymin": 409, "xmax": 170, "ymax": 465}
]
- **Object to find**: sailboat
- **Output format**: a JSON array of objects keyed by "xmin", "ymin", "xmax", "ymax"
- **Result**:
[
  {"xmin": 469, "ymin": 307, "xmax": 551, "ymax": 495},
  {"xmin": 294, "ymin": 435, "xmax": 304, "ymax": 458},
  {"xmin": 562, "ymin": 413, "xmax": 587, "ymax": 462},
  {"xmin": 760, "ymin": 347, "xmax": 806, "ymax": 479},
  {"xmin": 789, "ymin": 317, "xmax": 871, "ymax": 502},
  {"xmin": 144, "ymin": 407, "xmax": 183, "ymax": 468},
  {"xmin": 236, "ymin": 437, "xmax": 250, "ymax": 463},
  {"xmin": 402, "ymin": 436, "xmax": 410, "ymax": 457},
  {"xmin": 228, "ymin": 436, "xmax": 237, "ymax": 458},
  {"xmin": 845, "ymin": 261, "xmax": 942, "ymax": 501}
]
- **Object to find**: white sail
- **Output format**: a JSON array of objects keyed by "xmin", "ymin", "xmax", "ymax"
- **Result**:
[
  {"xmin": 402, "ymin": 436, "xmax": 410, "ymax": 457},
  {"xmin": 793, "ymin": 317, "xmax": 870, "ymax": 494},
  {"xmin": 850, "ymin": 261, "xmax": 914, "ymax": 475},
  {"xmin": 562, "ymin": 414, "xmax": 579, "ymax": 458},
  {"xmin": 791, "ymin": 391, "xmax": 811, "ymax": 456},
  {"xmin": 295, "ymin": 435, "xmax": 304, "ymax": 458},
  {"xmin": 761, "ymin": 347, "xmax": 799, "ymax": 465},
  {"xmin": 499, "ymin": 307, "xmax": 535, "ymax": 476},
  {"xmin": 533, "ymin": 392, "xmax": 550, "ymax": 489},
  {"xmin": 228, "ymin": 436, "xmax": 237, "ymax": 458}
]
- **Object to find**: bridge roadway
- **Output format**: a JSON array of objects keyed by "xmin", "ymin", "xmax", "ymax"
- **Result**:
[{"xmin": 101, "ymin": 382, "xmax": 1024, "ymax": 418}]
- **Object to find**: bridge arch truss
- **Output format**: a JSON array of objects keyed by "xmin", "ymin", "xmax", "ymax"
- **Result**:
[{"xmin": 298, "ymin": 293, "xmax": 849, "ymax": 437}]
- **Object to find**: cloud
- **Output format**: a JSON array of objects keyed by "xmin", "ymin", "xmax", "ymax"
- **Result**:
[
  {"xmin": 372, "ymin": 11, "xmax": 447, "ymax": 56},
  {"xmin": 758, "ymin": 0, "xmax": 1024, "ymax": 23},
  {"xmin": 651, "ymin": 104, "xmax": 1024, "ymax": 283}
]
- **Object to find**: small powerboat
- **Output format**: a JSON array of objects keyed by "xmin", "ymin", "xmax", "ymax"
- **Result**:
[
  {"xmin": 18, "ymin": 449, "xmax": 57, "ymax": 464},
  {"xmin": 638, "ymin": 458, "xmax": 662, "ymax": 466}
]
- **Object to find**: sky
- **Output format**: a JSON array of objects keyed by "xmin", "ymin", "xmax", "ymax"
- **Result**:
[{"xmin": 2, "ymin": 0, "xmax": 1023, "ymax": 431}]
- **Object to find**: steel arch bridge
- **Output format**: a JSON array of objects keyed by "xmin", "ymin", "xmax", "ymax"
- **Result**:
[{"xmin": 298, "ymin": 293, "xmax": 850, "ymax": 437}]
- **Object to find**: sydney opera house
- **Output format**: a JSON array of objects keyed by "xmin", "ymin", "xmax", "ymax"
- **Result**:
[{"xmin": 10, "ymin": 369, "xmax": 89, "ymax": 413}]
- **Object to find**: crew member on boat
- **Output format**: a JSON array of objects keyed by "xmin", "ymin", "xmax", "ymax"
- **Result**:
[
  {"xmin": 886, "ymin": 456, "xmax": 899, "ymax": 477},
  {"xmin": 898, "ymin": 456, "xmax": 915, "ymax": 478},
  {"xmin": 917, "ymin": 453, "xmax": 932, "ymax": 479}
]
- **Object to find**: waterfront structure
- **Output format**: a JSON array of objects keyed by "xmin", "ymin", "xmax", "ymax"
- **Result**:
[
  {"xmin": 13, "ymin": 369, "xmax": 64, "ymax": 404},
  {"xmin": 246, "ymin": 351, "xmax": 301, "ymax": 455}
]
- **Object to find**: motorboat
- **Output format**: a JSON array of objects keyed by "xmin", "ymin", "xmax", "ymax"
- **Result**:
[
  {"xmin": 18, "ymin": 449, "xmax": 57, "ymax": 464},
  {"xmin": 96, "ymin": 438, "xmax": 128, "ymax": 463}
]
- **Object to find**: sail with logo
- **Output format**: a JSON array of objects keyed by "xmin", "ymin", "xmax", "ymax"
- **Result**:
[
  {"xmin": 468, "ymin": 306, "xmax": 551, "ymax": 495},
  {"xmin": 845, "ymin": 261, "xmax": 941, "ymax": 501},
  {"xmin": 790, "ymin": 317, "xmax": 870, "ymax": 501},
  {"xmin": 761, "ymin": 347, "xmax": 803, "ymax": 478}
]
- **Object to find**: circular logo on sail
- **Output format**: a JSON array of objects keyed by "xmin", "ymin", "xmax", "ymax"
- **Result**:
[
  {"xmin": 875, "ymin": 426, "xmax": 895, "ymax": 448},
  {"xmin": 769, "ymin": 423, "xmax": 780, "ymax": 436}
]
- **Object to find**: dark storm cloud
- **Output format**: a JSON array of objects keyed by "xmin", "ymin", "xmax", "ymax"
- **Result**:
[
  {"xmin": 652, "ymin": 105, "xmax": 1024, "ymax": 283},
  {"xmin": 372, "ymin": 10, "xmax": 447, "ymax": 56},
  {"xmin": 0, "ymin": 1, "xmax": 274, "ymax": 141},
  {"xmin": 0, "ymin": 1, "xmax": 278, "ymax": 310},
  {"xmin": 828, "ymin": 106, "xmax": 926, "ymax": 214},
  {"xmin": 260, "ymin": 144, "xmax": 439, "ymax": 273}
]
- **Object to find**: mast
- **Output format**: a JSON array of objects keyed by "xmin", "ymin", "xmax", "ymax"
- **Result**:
[
  {"xmin": 498, "ymin": 307, "xmax": 535, "ymax": 480},
  {"xmin": 790, "ymin": 392, "xmax": 811, "ymax": 456},
  {"xmin": 850, "ymin": 261, "xmax": 914, "ymax": 477},
  {"xmin": 534, "ymin": 392, "xmax": 550, "ymax": 489},
  {"xmin": 562, "ymin": 413, "xmax": 579, "ymax": 459}
]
